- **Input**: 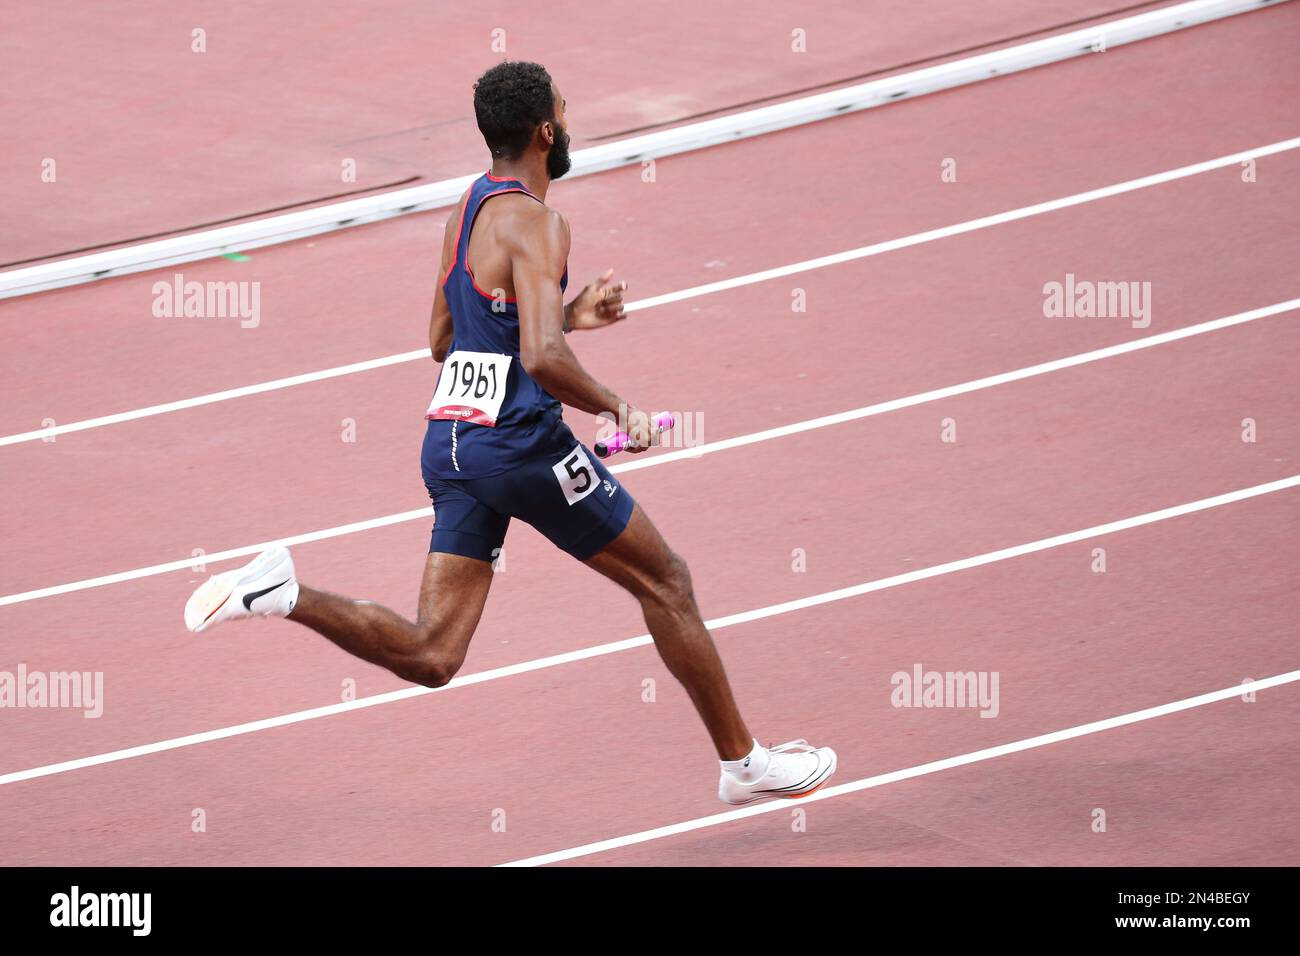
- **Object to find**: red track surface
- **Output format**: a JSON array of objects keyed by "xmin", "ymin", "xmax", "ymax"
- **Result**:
[
  {"xmin": 2, "ymin": 3, "xmax": 1298, "ymax": 866},
  {"xmin": 4, "ymin": 0, "xmax": 1178, "ymax": 263}
]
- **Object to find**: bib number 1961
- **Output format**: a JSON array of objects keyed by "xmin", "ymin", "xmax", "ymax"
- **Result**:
[{"xmin": 426, "ymin": 351, "xmax": 512, "ymax": 427}]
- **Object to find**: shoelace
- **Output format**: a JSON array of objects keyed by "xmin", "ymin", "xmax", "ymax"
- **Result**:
[{"xmin": 768, "ymin": 739, "xmax": 814, "ymax": 755}]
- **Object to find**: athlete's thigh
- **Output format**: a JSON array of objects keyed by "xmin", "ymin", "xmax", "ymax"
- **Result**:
[
  {"xmin": 417, "ymin": 476, "xmax": 502, "ymax": 650},
  {"xmin": 582, "ymin": 503, "xmax": 679, "ymax": 598},
  {"xmin": 416, "ymin": 550, "xmax": 496, "ymax": 657}
]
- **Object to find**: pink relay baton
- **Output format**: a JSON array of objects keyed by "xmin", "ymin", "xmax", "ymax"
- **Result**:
[{"xmin": 594, "ymin": 412, "xmax": 675, "ymax": 459}]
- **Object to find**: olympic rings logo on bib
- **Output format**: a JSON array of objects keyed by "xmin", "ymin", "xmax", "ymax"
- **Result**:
[{"xmin": 426, "ymin": 351, "xmax": 512, "ymax": 427}]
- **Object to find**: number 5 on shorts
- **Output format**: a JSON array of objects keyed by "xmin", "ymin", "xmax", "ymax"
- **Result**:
[{"xmin": 553, "ymin": 446, "xmax": 598, "ymax": 505}]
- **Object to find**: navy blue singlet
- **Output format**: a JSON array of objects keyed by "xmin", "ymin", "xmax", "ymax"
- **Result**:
[{"xmin": 423, "ymin": 174, "xmax": 568, "ymax": 479}]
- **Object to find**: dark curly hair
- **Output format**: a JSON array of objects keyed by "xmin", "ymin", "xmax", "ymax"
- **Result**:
[{"xmin": 473, "ymin": 61, "xmax": 558, "ymax": 159}]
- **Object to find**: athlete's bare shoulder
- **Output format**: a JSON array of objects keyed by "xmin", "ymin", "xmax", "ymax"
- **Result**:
[
  {"xmin": 499, "ymin": 198, "xmax": 569, "ymax": 266},
  {"xmin": 500, "ymin": 192, "xmax": 565, "ymax": 228}
]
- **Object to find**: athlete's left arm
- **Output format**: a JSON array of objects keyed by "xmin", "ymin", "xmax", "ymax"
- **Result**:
[{"xmin": 428, "ymin": 203, "xmax": 461, "ymax": 361}]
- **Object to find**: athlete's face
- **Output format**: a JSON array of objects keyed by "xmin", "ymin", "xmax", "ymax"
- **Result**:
[{"xmin": 546, "ymin": 83, "xmax": 572, "ymax": 180}]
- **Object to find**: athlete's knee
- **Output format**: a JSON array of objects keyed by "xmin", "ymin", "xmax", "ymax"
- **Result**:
[
  {"xmin": 404, "ymin": 652, "xmax": 460, "ymax": 688},
  {"xmin": 655, "ymin": 550, "xmax": 695, "ymax": 604},
  {"xmin": 403, "ymin": 624, "xmax": 464, "ymax": 688}
]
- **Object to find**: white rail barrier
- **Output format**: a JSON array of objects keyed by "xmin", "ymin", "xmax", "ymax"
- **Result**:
[{"xmin": 0, "ymin": 0, "xmax": 1285, "ymax": 299}]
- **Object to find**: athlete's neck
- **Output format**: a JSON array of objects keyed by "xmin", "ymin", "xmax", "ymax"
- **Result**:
[{"xmin": 489, "ymin": 158, "xmax": 550, "ymax": 202}]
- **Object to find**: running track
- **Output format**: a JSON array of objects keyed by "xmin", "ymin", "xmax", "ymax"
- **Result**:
[{"xmin": 1, "ymin": 2, "xmax": 1297, "ymax": 865}]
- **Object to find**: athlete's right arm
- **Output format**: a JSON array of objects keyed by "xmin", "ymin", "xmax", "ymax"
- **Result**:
[{"xmin": 512, "ymin": 207, "xmax": 640, "ymax": 427}]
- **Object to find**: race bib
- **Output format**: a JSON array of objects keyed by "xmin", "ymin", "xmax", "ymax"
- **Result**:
[
  {"xmin": 426, "ymin": 351, "xmax": 512, "ymax": 427},
  {"xmin": 552, "ymin": 445, "xmax": 599, "ymax": 506}
]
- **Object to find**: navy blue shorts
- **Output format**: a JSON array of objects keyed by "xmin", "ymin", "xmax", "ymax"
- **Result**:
[{"xmin": 421, "ymin": 418, "xmax": 635, "ymax": 563}]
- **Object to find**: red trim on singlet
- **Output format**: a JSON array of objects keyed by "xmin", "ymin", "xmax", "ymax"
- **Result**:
[
  {"xmin": 466, "ymin": 264, "xmax": 518, "ymax": 304},
  {"xmin": 440, "ymin": 196, "xmax": 472, "ymax": 286},
  {"xmin": 483, "ymin": 171, "xmax": 541, "ymax": 192}
]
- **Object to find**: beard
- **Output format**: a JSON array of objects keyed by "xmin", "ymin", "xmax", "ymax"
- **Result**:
[{"xmin": 547, "ymin": 125, "xmax": 572, "ymax": 180}]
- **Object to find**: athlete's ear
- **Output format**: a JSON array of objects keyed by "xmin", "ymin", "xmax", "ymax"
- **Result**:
[{"xmin": 539, "ymin": 119, "xmax": 555, "ymax": 148}]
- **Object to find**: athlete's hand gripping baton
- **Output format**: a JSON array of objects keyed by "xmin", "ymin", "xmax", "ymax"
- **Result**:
[{"xmin": 594, "ymin": 412, "xmax": 675, "ymax": 459}]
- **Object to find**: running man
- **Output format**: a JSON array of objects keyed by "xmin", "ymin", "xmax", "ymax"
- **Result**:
[{"xmin": 184, "ymin": 61, "xmax": 835, "ymax": 805}]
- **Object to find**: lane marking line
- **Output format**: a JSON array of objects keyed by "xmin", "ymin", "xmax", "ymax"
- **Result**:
[
  {"xmin": 5, "ymin": 136, "xmax": 1297, "ymax": 449},
  {"xmin": 2, "ymin": 473, "xmax": 1295, "ymax": 788},
  {"xmin": 2, "ymin": 297, "xmax": 1295, "ymax": 608},
  {"xmin": 499, "ymin": 668, "xmax": 1300, "ymax": 866}
]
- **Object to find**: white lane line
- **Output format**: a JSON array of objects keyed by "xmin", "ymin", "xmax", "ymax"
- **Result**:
[
  {"xmin": 2, "ymin": 297, "xmax": 1295, "ymax": 609},
  {"xmin": 4, "ymin": 135, "xmax": 1297, "ymax": 449},
  {"xmin": 628, "ymin": 136, "xmax": 1300, "ymax": 313},
  {"xmin": 611, "ymin": 298, "xmax": 1300, "ymax": 475},
  {"xmin": 2, "ymin": 473, "xmax": 1296, "ymax": 788},
  {"xmin": 0, "ymin": 507, "xmax": 436, "ymax": 609},
  {"xmin": 0, "ymin": 350, "xmax": 431, "ymax": 447},
  {"xmin": 499, "ymin": 669, "xmax": 1300, "ymax": 866},
  {"xmin": 2, "ymin": 0, "xmax": 1284, "ymax": 299}
]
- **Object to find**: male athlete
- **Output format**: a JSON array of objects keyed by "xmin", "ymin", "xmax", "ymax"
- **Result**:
[{"xmin": 184, "ymin": 61, "xmax": 835, "ymax": 805}]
